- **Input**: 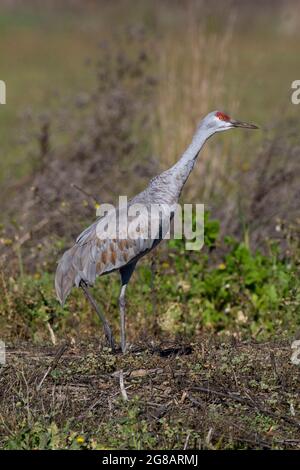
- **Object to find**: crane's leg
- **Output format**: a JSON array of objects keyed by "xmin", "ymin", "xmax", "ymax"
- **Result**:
[
  {"xmin": 119, "ymin": 284, "xmax": 127, "ymax": 354},
  {"xmin": 80, "ymin": 280, "xmax": 115, "ymax": 352},
  {"xmin": 119, "ymin": 262, "xmax": 136, "ymax": 354}
]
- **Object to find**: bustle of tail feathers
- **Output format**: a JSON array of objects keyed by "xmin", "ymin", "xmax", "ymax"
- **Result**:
[{"xmin": 55, "ymin": 246, "xmax": 77, "ymax": 305}]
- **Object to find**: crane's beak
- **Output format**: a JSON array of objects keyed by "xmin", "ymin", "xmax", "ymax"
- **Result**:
[{"xmin": 230, "ymin": 119, "xmax": 259, "ymax": 129}]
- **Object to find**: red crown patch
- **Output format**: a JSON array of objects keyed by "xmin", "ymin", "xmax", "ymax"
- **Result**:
[{"xmin": 215, "ymin": 111, "xmax": 230, "ymax": 122}]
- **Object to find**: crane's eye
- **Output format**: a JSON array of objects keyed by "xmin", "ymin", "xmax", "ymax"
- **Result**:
[{"xmin": 216, "ymin": 111, "xmax": 230, "ymax": 122}]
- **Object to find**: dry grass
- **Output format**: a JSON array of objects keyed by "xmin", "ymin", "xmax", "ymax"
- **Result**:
[
  {"xmin": 153, "ymin": 4, "xmax": 238, "ymax": 202},
  {"xmin": 1, "ymin": 336, "xmax": 300, "ymax": 449}
]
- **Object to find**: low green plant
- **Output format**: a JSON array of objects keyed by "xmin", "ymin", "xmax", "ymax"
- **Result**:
[{"xmin": 1, "ymin": 213, "xmax": 299, "ymax": 342}]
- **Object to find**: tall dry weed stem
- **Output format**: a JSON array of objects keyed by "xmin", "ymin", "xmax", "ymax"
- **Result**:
[{"xmin": 153, "ymin": 7, "xmax": 238, "ymax": 201}]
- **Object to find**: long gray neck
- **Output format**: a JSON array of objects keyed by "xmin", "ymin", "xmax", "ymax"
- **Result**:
[
  {"xmin": 169, "ymin": 126, "xmax": 213, "ymax": 196},
  {"xmin": 136, "ymin": 124, "xmax": 214, "ymax": 207}
]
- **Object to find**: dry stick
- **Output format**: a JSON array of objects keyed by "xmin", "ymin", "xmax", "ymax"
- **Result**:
[
  {"xmin": 110, "ymin": 385, "xmax": 134, "ymax": 400},
  {"xmin": 46, "ymin": 322, "xmax": 57, "ymax": 346},
  {"xmin": 21, "ymin": 368, "xmax": 31, "ymax": 424},
  {"xmin": 184, "ymin": 432, "xmax": 191, "ymax": 450},
  {"xmin": 14, "ymin": 218, "xmax": 49, "ymax": 249},
  {"xmin": 270, "ymin": 350, "xmax": 282, "ymax": 384},
  {"xmin": 0, "ymin": 218, "xmax": 49, "ymax": 270},
  {"xmin": 119, "ymin": 370, "xmax": 128, "ymax": 401},
  {"xmin": 190, "ymin": 385, "xmax": 300, "ymax": 430},
  {"xmin": 36, "ymin": 342, "xmax": 68, "ymax": 391},
  {"xmin": 230, "ymin": 421, "xmax": 300, "ymax": 449},
  {"xmin": 230, "ymin": 434, "xmax": 272, "ymax": 450},
  {"xmin": 71, "ymin": 183, "xmax": 99, "ymax": 206},
  {"xmin": 0, "ymin": 413, "xmax": 14, "ymax": 437},
  {"xmin": 187, "ymin": 395, "xmax": 287, "ymax": 450}
]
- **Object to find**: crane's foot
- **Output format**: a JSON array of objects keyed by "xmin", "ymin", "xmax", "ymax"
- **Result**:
[
  {"xmin": 104, "ymin": 324, "xmax": 116, "ymax": 353},
  {"xmin": 121, "ymin": 339, "xmax": 127, "ymax": 354}
]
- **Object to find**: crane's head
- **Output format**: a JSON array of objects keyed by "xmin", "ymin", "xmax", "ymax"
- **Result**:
[{"xmin": 200, "ymin": 110, "xmax": 259, "ymax": 135}]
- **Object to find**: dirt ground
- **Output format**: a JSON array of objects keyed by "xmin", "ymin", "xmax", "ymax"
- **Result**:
[{"xmin": 1, "ymin": 336, "xmax": 300, "ymax": 450}]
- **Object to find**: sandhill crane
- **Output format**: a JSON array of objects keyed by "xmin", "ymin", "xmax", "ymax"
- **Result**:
[{"xmin": 55, "ymin": 111, "xmax": 258, "ymax": 352}]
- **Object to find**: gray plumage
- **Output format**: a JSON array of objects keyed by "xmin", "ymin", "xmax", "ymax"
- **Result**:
[{"xmin": 55, "ymin": 110, "xmax": 258, "ymax": 352}]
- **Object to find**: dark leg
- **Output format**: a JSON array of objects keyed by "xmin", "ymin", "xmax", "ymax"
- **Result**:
[
  {"xmin": 80, "ymin": 280, "xmax": 115, "ymax": 351},
  {"xmin": 119, "ymin": 262, "xmax": 137, "ymax": 354},
  {"xmin": 119, "ymin": 284, "xmax": 127, "ymax": 353}
]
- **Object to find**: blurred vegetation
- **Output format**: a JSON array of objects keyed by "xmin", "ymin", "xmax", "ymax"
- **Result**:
[{"xmin": 1, "ymin": 0, "xmax": 300, "ymax": 450}]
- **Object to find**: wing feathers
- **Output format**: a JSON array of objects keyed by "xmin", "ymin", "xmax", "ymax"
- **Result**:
[{"xmin": 55, "ymin": 207, "xmax": 158, "ymax": 303}]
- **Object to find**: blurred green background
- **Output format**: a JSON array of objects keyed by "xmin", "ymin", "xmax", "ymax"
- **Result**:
[{"xmin": 0, "ymin": 0, "xmax": 299, "ymax": 181}]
